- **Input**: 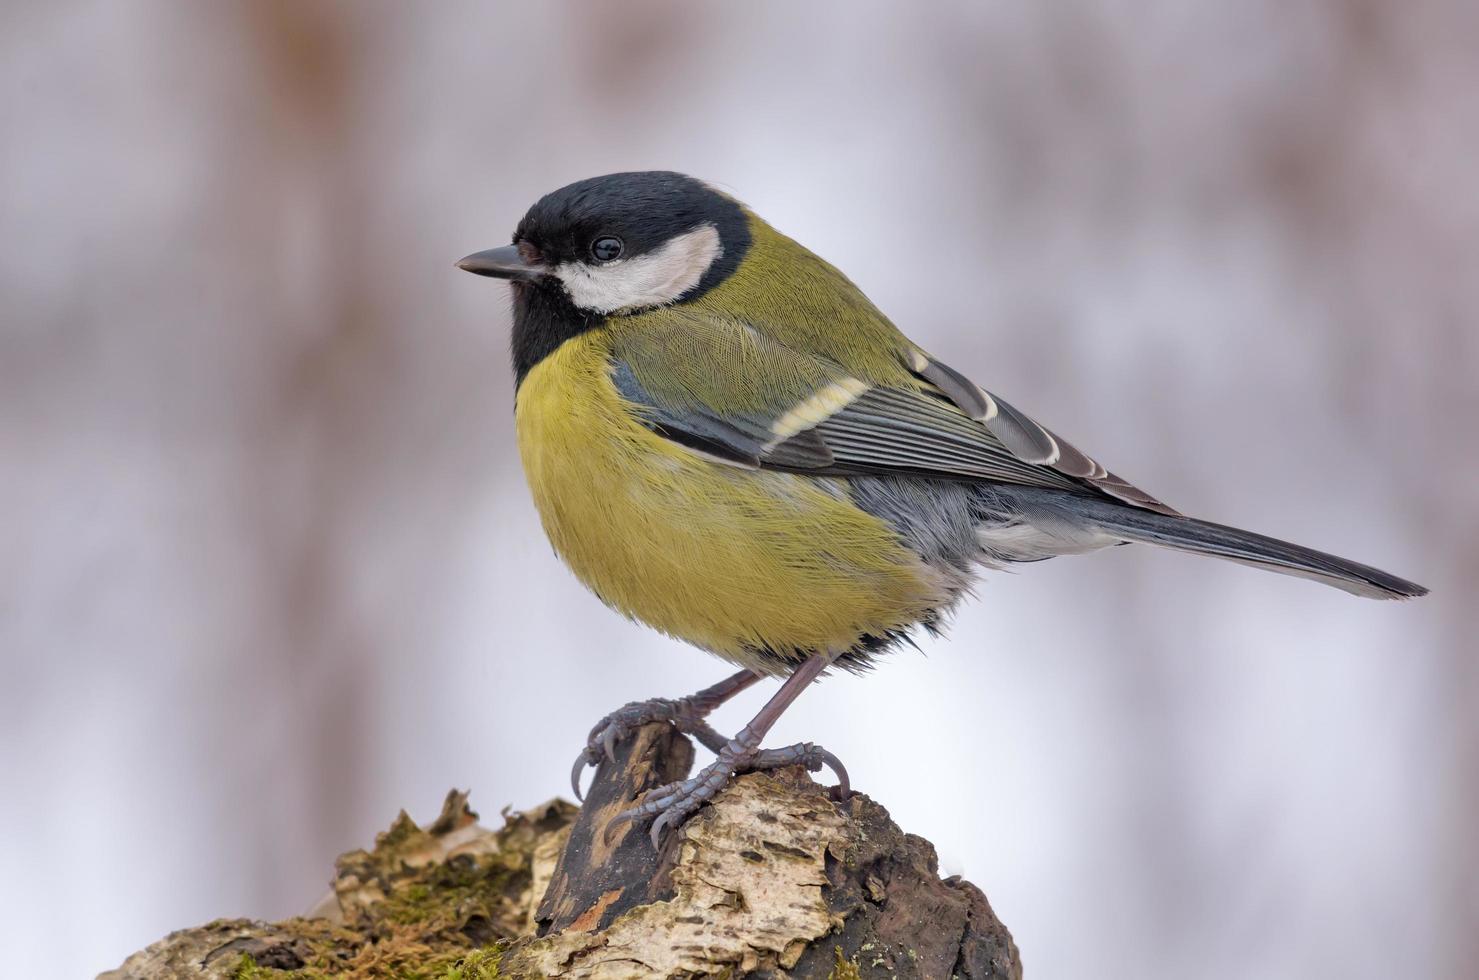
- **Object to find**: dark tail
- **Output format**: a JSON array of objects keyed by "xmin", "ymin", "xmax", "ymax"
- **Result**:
[{"xmin": 1010, "ymin": 489, "xmax": 1428, "ymax": 600}]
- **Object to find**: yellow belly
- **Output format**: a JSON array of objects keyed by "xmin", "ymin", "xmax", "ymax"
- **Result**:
[{"xmin": 513, "ymin": 333, "xmax": 949, "ymax": 672}]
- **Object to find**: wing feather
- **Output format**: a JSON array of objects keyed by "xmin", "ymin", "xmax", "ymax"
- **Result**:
[
  {"xmin": 906, "ymin": 352, "xmax": 1177, "ymax": 514},
  {"xmin": 607, "ymin": 319, "xmax": 1176, "ymax": 515},
  {"xmin": 611, "ymin": 359, "xmax": 834, "ymax": 469},
  {"xmin": 812, "ymin": 389, "xmax": 1086, "ymax": 491}
]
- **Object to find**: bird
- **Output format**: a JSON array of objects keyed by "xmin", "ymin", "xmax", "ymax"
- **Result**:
[{"xmin": 457, "ymin": 170, "xmax": 1427, "ymax": 845}]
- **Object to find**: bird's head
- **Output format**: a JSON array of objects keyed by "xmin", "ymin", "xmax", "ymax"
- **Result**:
[{"xmin": 458, "ymin": 171, "xmax": 751, "ymax": 316}]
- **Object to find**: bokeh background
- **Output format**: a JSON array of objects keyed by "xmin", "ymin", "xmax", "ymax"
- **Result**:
[{"xmin": 3, "ymin": 2, "xmax": 1474, "ymax": 977}]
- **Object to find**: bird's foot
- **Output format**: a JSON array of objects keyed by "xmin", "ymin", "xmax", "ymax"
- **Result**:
[
  {"xmin": 605, "ymin": 739, "xmax": 850, "ymax": 848},
  {"xmin": 571, "ymin": 696, "xmax": 728, "ymax": 801}
]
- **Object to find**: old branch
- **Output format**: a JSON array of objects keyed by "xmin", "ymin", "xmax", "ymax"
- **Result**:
[{"xmin": 103, "ymin": 725, "xmax": 1021, "ymax": 979}]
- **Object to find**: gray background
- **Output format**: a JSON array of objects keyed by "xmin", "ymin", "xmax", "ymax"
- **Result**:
[{"xmin": 2, "ymin": 2, "xmax": 1473, "ymax": 977}]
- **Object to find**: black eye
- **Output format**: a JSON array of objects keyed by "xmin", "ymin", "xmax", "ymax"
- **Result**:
[{"xmin": 591, "ymin": 236, "xmax": 623, "ymax": 262}]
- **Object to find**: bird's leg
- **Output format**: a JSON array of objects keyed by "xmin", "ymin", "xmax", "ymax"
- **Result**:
[
  {"xmin": 605, "ymin": 653, "xmax": 849, "ymax": 847},
  {"xmin": 571, "ymin": 669, "xmax": 762, "ymax": 800}
]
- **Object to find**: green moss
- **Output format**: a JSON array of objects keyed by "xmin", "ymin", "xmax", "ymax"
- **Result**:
[
  {"xmin": 213, "ymin": 849, "xmax": 521, "ymax": 980},
  {"xmin": 375, "ymin": 849, "xmax": 527, "ymax": 937},
  {"xmin": 828, "ymin": 945, "xmax": 863, "ymax": 980},
  {"xmin": 231, "ymin": 953, "xmax": 269, "ymax": 980},
  {"xmin": 228, "ymin": 939, "xmax": 506, "ymax": 980},
  {"xmin": 229, "ymin": 948, "xmax": 315, "ymax": 980},
  {"xmin": 377, "ymin": 812, "xmax": 423, "ymax": 850},
  {"xmin": 435, "ymin": 946, "xmax": 504, "ymax": 980},
  {"xmin": 130, "ymin": 794, "xmax": 571, "ymax": 979}
]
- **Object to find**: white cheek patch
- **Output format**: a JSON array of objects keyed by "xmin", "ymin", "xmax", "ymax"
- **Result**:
[{"xmin": 556, "ymin": 223, "xmax": 722, "ymax": 313}]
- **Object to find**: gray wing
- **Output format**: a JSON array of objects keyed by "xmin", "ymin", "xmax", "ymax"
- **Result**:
[
  {"xmin": 609, "ymin": 360, "xmax": 836, "ymax": 470},
  {"xmin": 900, "ymin": 352, "xmax": 1176, "ymax": 514},
  {"xmin": 612, "ymin": 352, "xmax": 1177, "ymax": 516}
]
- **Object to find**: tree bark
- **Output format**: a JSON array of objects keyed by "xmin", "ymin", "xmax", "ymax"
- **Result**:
[{"xmin": 103, "ymin": 725, "xmax": 1022, "ymax": 979}]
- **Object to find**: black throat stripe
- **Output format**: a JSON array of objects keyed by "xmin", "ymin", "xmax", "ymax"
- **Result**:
[{"xmin": 510, "ymin": 280, "xmax": 604, "ymax": 387}]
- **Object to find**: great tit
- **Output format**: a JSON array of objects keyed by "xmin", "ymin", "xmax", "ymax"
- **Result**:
[{"xmin": 458, "ymin": 171, "xmax": 1426, "ymax": 844}]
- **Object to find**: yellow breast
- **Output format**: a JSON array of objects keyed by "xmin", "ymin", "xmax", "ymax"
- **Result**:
[{"xmin": 513, "ymin": 332, "xmax": 949, "ymax": 672}]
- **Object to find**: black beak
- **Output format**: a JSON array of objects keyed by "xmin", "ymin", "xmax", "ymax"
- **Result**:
[{"xmin": 456, "ymin": 244, "xmax": 546, "ymax": 281}]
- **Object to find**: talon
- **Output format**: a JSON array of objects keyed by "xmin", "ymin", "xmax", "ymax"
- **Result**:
[
  {"xmin": 629, "ymin": 781, "xmax": 684, "ymax": 817},
  {"xmin": 573, "ymin": 694, "xmax": 712, "ymax": 793},
  {"xmin": 592, "ymin": 738, "xmax": 851, "ymax": 843},
  {"xmin": 602, "ymin": 727, "xmax": 619, "ymax": 763},
  {"xmin": 815, "ymin": 747, "xmax": 850, "ymax": 798},
  {"xmin": 571, "ymin": 754, "xmax": 590, "ymax": 802},
  {"xmin": 602, "ymin": 808, "xmax": 635, "ymax": 845},
  {"xmin": 569, "ymin": 671, "xmax": 784, "ymax": 844},
  {"xmin": 649, "ymin": 809, "xmax": 678, "ymax": 848}
]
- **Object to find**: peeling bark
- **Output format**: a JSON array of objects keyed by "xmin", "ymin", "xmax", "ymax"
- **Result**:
[{"xmin": 102, "ymin": 725, "xmax": 1021, "ymax": 979}]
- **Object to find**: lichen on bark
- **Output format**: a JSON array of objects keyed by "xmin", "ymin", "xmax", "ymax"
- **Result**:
[
  {"xmin": 102, "ymin": 725, "xmax": 1021, "ymax": 979},
  {"xmin": 102, "ymin": 791, "xmax": 572, "ymax": 980}
]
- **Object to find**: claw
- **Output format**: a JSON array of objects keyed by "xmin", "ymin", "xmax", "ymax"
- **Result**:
[
  {"xmin": 571, "ymin": 674, "xmax": 763, "ymax": 814},
  {"xmin": 577, "ymin": 663, "xmax": 835, "ymax": 843},
  {"xmin": 601, "ymin": 806, "xmax": 637, "ymax": 846},
  {"xmin": 571, "ymin": 753, "xmax": 590, "ymax": 802},
  {"xmin": 649, "ymin": 809, "xmax": 678, "ymax": 849},
  {"xmin": 601, "ymin": 777, "xmax": 690, "ymax": 847},
  {"xmin": 815, "ymin": 747, "xmax": 850, "ymax": 798},
  {"xmin": 574, "ymin": 697, "xmax": 690, "ymax": 799},
  {"xmin": 602, "ymin": 727, "xmax": 619, "ymax": 764},
  {"xmin": 633, "ymin": 784, "xmax": 683, "ymax": 815},
  {"xmin": 604, "ymin": 741, "xmax": 852, "ymax": 842}
]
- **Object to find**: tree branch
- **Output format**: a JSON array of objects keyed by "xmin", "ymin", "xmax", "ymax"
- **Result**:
[{"xmin": 102, "ymin": 725, "xmax": 1021, "ymax": 979}]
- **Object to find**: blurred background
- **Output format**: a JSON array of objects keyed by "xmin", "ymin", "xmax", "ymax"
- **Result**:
[{"xmin": 2, "ymin": 2, "xmax": 1474, "ymax": 977}]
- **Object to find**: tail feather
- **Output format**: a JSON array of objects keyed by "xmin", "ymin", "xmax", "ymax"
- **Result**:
[{"xmin": 1005, "ymin": 489, "xmax": 1428, "ymax": 600}]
